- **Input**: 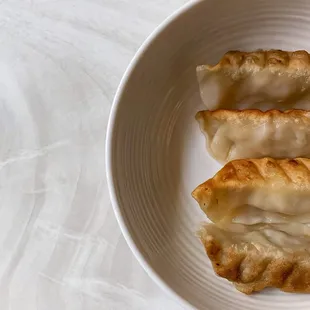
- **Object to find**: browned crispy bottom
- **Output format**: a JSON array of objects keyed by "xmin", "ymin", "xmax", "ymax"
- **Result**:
[
  {"xmin": 195, "ymin": 109, "xmax": 310, "ymax": 122},
  {"xmin": 200, "ymin": 49, "xmax": 310, "ymax": 72},
  {"xmin": 200, "ymin": 225, "xmax": 310, "ymax": 294}
]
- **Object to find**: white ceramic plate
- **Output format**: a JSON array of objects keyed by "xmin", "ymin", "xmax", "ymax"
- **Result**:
[{"xmin": 106, "ymin": 0, "xmax": 310, "ymax": 309}]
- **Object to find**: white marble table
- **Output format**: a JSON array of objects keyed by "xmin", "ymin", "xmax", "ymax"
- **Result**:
[{"xmin": 0, "ymin": 1, "xmax": 192, "ymax": 309}]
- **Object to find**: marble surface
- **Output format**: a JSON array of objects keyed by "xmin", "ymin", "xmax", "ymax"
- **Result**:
[{"xmin": 0, "ymin": 0, "xmax": 192, "ymax": 309}]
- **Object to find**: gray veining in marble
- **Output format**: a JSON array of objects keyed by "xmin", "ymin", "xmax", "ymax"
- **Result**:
[{"xmin": 0, "ymin": 0, "xmax": 191, "ymax": 309}]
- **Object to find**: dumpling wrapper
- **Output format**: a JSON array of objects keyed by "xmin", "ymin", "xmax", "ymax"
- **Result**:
[
  {"xmin": 197, "ymin": 50, "xmax": 310, "ymax": 111},
  {"xmin": 192, "ymin": 158, "xmax": 310, "ymax": 231},
  {"xmin": 199, "ymin": 224, "xmax": 310, "ymax": 294},
  {"xmin": 196, "ymin": 109, "xmax": 310, "ymax": 163}
]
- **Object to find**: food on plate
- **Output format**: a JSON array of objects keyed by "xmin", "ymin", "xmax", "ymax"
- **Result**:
[
  {"xmin": 197, "ymin": 50, "xmax": 310, "ymax": 111},
  {"xmin": 195, "ymin": 109, "xmax": 310, "ymax": 163},
  {"xmin": 192, "ymin": 158, "xmax": 310, "ymax": 227},
  {"xmin": 199, "ymin": 224, "xmax": 310, "ymax": 294},
  {"xmin": 193, "ymin": 49, "xmax": 310, "ymax": 294},
  {"xmin": 192, "ymin": 158, "xmax": 310, "ymax": 293}
]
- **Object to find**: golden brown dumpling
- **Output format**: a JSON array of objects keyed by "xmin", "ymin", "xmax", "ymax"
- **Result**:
[
  {"xmin": 195, "ymin": 109, "xmax": 310, "ymax": 163},
  {"xmin": 197, "ymin": 50, "xmax": 310, "ymax": 111},
  {"xmin": 199, "ymin": 224, "xmax": 310, "ymax": 294}
]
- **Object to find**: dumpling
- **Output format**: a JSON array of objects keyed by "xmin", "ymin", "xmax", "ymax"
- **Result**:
[
  {"xmin": 192, "ymin": 158, "xmax": 310, "ymax": 233},
  {"xmin": 195, "ymin": 109, "xmax": 310, "ymax": 163},
  {"xmin": 197, "ymin": 50, "xmax": 310, "ymax": 111},
  {"xmin": 199, "ymin": 224, "xmax": 310, "ymax": 294}
]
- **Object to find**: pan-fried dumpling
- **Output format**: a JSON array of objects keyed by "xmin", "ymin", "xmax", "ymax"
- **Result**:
[
  {"xmin": 192, "ymin": 158, "xmax": 310, "ymax": 232},
  {"xmin": 199, "ymin": 224, "xmax": 310, "ymax": 294},
  {"xmin": 195, "ymin": 109, "xmax": 310, "ymax": 163},
  {"xmin": 197, "ymin": 50, "xmax": 310, "ymax": 111}
]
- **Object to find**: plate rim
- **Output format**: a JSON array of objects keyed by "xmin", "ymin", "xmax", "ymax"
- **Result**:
[{"xmin": 105, "ymin": 1, "xmax": 200, "ymax": 309}]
